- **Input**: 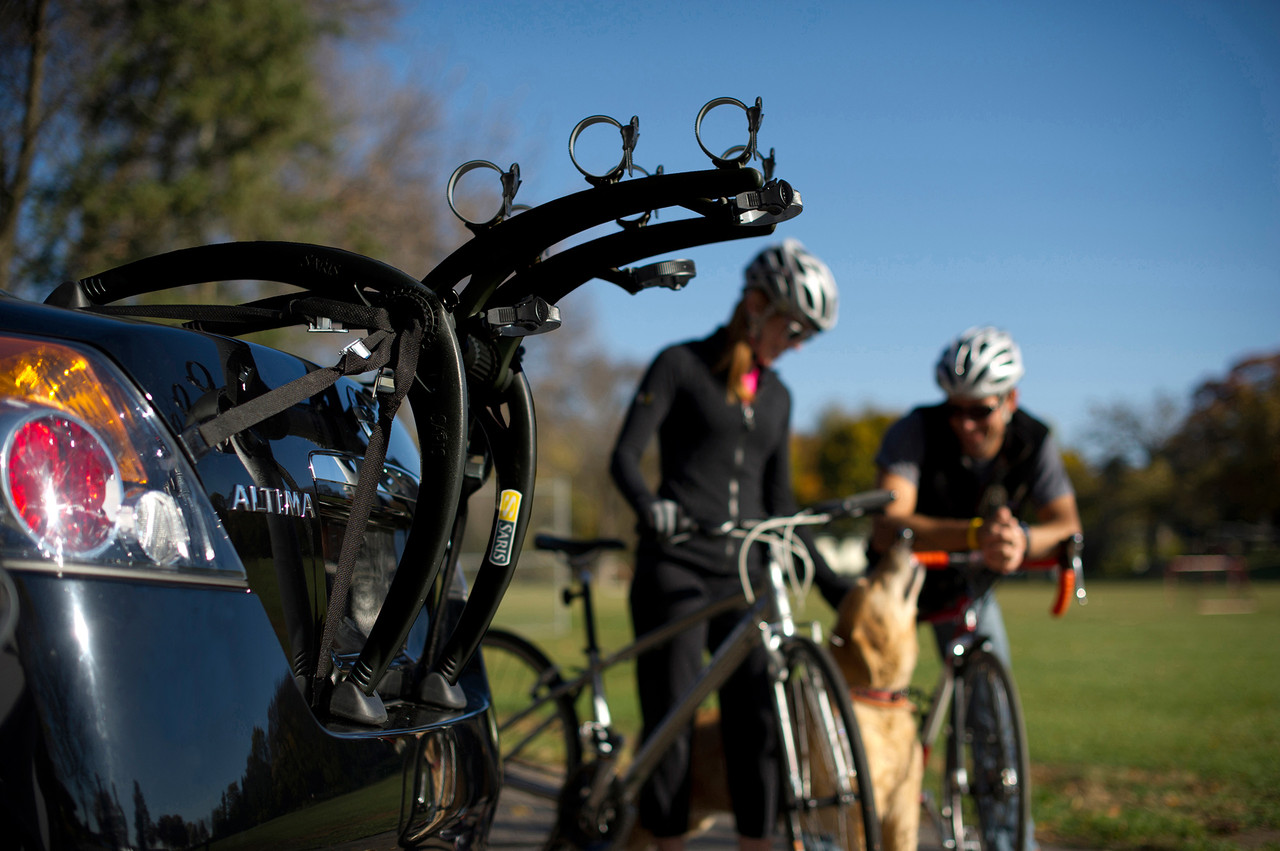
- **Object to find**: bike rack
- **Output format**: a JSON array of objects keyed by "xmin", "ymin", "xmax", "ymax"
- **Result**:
[{"xmin": 46, "ymin": 95, "xmax": 809, "ymax": 726}]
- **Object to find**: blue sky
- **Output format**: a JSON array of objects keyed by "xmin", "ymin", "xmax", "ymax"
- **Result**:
[{"xmin": 384, "ymin": 0, "xmax": 1279, "ymax": 454}]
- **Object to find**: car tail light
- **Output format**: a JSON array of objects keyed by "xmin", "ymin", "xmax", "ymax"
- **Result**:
[
  {"xmin": 7, "ymin": 412, "xmax": 122, "ymax": 557},
  {"xmin": 0, "ymin": 335, "xmax": 243, "ymax": 581}
]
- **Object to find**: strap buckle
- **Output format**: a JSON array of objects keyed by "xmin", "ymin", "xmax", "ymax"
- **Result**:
[
  {"xmin": 306, "ymin": 316, "xmax": 348, "ymax": 333},
  {"xmin": 695, "ymin": 96, "xmax": 764, "ymax": 169}
]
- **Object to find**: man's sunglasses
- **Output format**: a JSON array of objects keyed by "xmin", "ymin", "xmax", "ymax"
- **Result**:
[
  {"xmin": 786, "ymin": 319, "xmax": 816, "ymax": 343},
  {"xmin": 946, "ymin": 401, "xmax": 1002, "ymax": 422}
]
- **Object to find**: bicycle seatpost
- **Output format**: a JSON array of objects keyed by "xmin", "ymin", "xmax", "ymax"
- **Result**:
[{"xmin": 569, "ymin": 566, "xmax": 604, "ymax": 658}]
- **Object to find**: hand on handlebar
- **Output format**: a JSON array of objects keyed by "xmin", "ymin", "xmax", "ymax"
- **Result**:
[
  {"xmin": 646, "ymin": 499, "xmax": 692, "ymax": 542},
  {"xmin": 978, "ymin": 506, "xmax": 1027, "ymax": 574}
]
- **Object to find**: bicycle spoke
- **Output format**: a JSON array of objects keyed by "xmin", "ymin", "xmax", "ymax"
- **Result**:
[
  {"xmin": 778, "ymin": 638, "xmax": 880, "ymax": 851},
  {"xmin": 482, "ymin": 630, "xmax": 581, "ymax": 848},
  {"xmin": 945, "ymin": 649, "xmax": 1029, "ymax": 851}
]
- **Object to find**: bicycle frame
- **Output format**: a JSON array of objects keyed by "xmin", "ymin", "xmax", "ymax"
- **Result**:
[
  {"xmin": 503, "ymin": 492, "xmax": 893, "ymax": 847},
  {"xmin": 618, "ymin": 559, "xmax": 792, "ymax": 807},
  {"xmin": 502, "ymin": 558, "xmax": 783, "ymax": 806},
  {"xmin": 917, "ymin": 587, "xmax": 985, "ymax": 775}
]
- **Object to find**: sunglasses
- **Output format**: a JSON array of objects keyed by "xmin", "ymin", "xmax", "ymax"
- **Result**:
[
  {"xmin": 786, "ymin": 319, "xmax": 816, "ymax": 343},
  {"xmin": 946, "ymin": 401, "xmax": 1002, "ymax": 422}
]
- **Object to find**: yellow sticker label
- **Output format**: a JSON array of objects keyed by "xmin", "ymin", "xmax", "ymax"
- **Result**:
[
  {"xmin": 498, "ymin": 489, "xmax": 522, "ymax": 523},
  {"xmin": 490, "ymin": 489, "xmax": 524, "ymax": 567}
]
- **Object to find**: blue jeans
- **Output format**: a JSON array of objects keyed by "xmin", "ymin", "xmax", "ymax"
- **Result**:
[{"xmin": 931, "ymin": 593, "xmax": 1036, "ymax": 851}]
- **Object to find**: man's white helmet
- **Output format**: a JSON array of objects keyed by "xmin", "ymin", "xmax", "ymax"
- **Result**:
[
  {"xmin": 935, "ymin": 326, "xmax": 1025, "ymax": 398},
  {"xmin": 744, "ymin": 239, "xmax": 838, "ymax": 332}
]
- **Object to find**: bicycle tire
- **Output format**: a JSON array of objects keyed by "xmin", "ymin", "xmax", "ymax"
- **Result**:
[
  {"xmin": 944, "ymin": 645, "xmax": 1029, "ymax": 851},
  {"xmin": 776, "ymin": 636, "xmax": 882, "ymax": 851},
  {"xmin": 482, "ymin": 629, "xmax": 582, "ymax": 848}
]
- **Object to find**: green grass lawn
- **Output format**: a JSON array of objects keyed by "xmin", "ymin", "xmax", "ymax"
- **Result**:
[{"xmin": 492, "ymin": 575, "xmax": 1280, "ymax": 851}]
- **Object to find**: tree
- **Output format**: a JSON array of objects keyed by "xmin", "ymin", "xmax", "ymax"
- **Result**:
[
  {"xmin": 519, "ymin": 294, "xmax": 643, "ymax": 541},
  {"xmin": 1, "ymin": 0, "xmax": 469, "ymax": 298},
  {"xmin": 1082, "ymin": 393, "xmax": 1182, "ymax": 468},
  {"xmin": 1081, "ymin": 397, "xmax": 1185, "ymax": 575},
  {"xmin": 1074, "ymin": 353, "xmax": 1280, "ymax": 572},
  {"xmin": 1170, "ymin": 351, "xmax": 1280, "ymax": 536},
  {"xmin": 792, "ymin": 405, "xmax": 899, "ymax": 505},
  {"xmin": 132, "ymin": 779, "xmax": 152, "ymax": 851}
]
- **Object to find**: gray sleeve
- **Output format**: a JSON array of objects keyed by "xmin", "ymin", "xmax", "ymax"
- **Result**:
[
  {"xmin": 1027, "ymin": 432, "xmax": 1075, "ymax": 508},
  {"xmin": 874, "ymin": 410, "xmax": 926, "ymax": 487}
]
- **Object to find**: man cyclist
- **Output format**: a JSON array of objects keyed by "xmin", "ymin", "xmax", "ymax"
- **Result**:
[
  {"xmin": 871, "ymin": 325, "xmax": 1081, "ymax": 851},
  {"xmin": 610, "ymin": 239, "xmax": 847, "ymax": 851}
]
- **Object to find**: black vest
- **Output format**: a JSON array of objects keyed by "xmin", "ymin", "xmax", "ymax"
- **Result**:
[
  {"xmin": 915, "ymin": 403, "xmax": 1050, "ymax": 520},
  {"xmin": 911, "ymin": 404, "xmax": 1050, "ymax": 618}
]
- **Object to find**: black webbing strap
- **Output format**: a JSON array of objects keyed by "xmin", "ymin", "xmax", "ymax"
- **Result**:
[
  {"xmin": 90, "ymin": 302, "xmax": 290, "ymax": 327},
  {"xmin": 180, "ymin": 328, "xmax": 394, "ymax": 456},
  {"xmin": 142, "ymin": 299, "xmax": 397, "ymax": 457},
  {"xmin": 313, "ymin": 309, "xmax": 426, "ymax": 682},
  {"xmin": 116, "ymin": 292, "xmax": 433, "ymax": 685}
]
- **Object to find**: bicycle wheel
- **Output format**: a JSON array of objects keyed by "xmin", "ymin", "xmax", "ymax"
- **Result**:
[
  {"xmin": 776, "ymin": 636, "xmax": 881, "ymax": 851},
  {"xmin": 944, "ymin": 646, "xmax": 1029, "ymax": 851},
  {"xmin": 482, "ymin": 629, "xmax": 581, "ymax": 848}
]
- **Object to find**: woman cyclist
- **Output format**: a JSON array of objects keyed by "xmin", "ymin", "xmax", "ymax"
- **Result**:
[{"xmin": 609, "ymin": 239, "xmax": 847, "ymax": 851}]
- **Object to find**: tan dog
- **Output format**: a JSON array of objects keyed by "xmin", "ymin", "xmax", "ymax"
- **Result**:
[{"xmin": 828, "ymin": 541, "xmax": 926, "ymax": 851}]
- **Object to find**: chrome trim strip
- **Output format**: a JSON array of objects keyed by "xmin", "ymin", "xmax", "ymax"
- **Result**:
[{"xmin": 1, "ymin": 558, "xmax": 250, "ymax": 589}]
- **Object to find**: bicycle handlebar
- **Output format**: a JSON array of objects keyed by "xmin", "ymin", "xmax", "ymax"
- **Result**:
[
  {"xmin": 675, "ymin": 489, "xmax": 897, "ymax": 542},
  {"xmin": 805, "ymin": 489, "xmax": 897, "ymax": 522},
  {"xmin": 660, "ymin": 490, "xmax": 895, "ymax": 605},
  {"xmin": 914, "ymin": 533, "xmax": 1087, "ymax": 617}
]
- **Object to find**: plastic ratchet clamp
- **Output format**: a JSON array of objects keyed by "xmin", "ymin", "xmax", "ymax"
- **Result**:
[
  {"xmin": 568, "ymin": 114, "xmax": 642, "ymax": 186},
  {"xmin": 446, "ymin": 159, "xmax": 523, "ymax": 230},
  {"xmin": 695, "ymin": 96, "xmax": 763, "ymax": 168}
]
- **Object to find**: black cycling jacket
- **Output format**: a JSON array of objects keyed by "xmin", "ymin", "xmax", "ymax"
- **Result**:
[{"xmin": 610, "ymin": 328, "xmax": 849, "ymax": 605}]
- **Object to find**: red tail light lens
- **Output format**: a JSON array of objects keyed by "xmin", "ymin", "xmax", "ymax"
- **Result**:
[
  {"xmin": 6, "ymin": 412, "xmax": 122, "ymax": 557},
  {"xmin": 0, "ymin": 333, "xmax": 244, "ymax": 582}
]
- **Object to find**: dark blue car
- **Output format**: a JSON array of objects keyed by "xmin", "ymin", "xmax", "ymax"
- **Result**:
[{"xmin": 0, "ymin": 270, "xmax": 501, "ymax": 849}]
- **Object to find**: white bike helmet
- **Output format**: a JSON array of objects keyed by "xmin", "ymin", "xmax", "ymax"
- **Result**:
[
  {"xmin": 744, "ymin": 238, "xmax": 838, "ymax": 332},
  {"xmin": 935, "ymin": 326, "xmax": 1025, "ymax": 398}
]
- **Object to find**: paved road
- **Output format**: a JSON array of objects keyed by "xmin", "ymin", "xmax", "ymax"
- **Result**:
[{"xmin": 488, "ymin": 784, "xmax": 964, "ymax": 849}]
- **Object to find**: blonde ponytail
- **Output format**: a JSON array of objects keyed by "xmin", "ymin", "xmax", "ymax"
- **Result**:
[{"xmin": 718, "ymin": 299, "xmax": 758, "ymax": 404}]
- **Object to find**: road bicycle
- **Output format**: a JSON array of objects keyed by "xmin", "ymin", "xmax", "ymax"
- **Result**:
[
  {"xmin": 483, "ymin": 492, "xmax": 896, "ymax": 850},
  {"xmin": 910, "ymin": 534, "xmax": 1086, "ymax": 851}
]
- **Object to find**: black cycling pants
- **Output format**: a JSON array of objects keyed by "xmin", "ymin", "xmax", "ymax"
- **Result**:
[{"xmin": 629, "ymin": 556, "xmax": 779, "ymax": 839}]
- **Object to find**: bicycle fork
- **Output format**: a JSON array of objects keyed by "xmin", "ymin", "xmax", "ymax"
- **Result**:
[{"xmin": 921, "ymin": 638, "xmax": 986, "ymax": 851}]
